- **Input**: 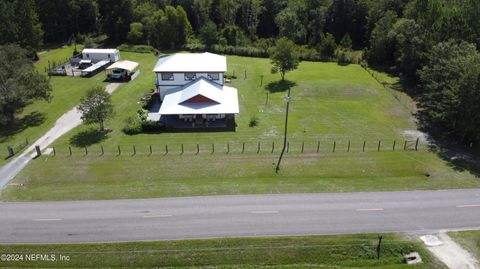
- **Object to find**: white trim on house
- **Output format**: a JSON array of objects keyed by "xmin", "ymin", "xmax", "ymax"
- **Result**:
[{"xmin": 159, "ymin": 78, "xmax": 239, "ymax": 115}]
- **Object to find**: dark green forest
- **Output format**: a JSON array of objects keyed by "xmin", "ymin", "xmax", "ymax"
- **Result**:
[{"xmin": 1, "ymin": 0, "xmax": 480, "ymax": 148}]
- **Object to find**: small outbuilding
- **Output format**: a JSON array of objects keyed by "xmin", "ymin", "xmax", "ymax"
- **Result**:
[
  {"xmin": 106, "ymin": 60, "xmax": 139, "ymax": 81},
  {"xmin": 82, "ymin": 48, "xmax": 120, "ymax": 63}
]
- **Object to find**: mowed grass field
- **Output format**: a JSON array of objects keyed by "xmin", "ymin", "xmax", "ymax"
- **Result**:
[
  {"xmin": 1, "ymin": 49, "xmax": 479, "ymax": 201},
  {"xmin": 0, "ymin": 234, "xmax": 446, "ymax": 268}
]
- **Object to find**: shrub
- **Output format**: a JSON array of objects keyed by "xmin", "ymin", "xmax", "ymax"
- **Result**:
[
  {"xmin": 249, "ymin": 115, "xmax": 259, "ymax": 127},
  {"xmin": 298, "ymin": 45, "xmax": 320, "ymax": 61},
  {"xmin": 337, "ymin": 50, "xmax": 353, "ymax": 65},
  {"xmin": 117, "ymin": 44, "xmax": 159, "ymax": 54},
  {"xmin": 122, "ymin": 116, "xmax": 142, "ymax": 135},
  {"xmin": 141, "ymin": 121, "xmax": 165, "ymax": 132}
]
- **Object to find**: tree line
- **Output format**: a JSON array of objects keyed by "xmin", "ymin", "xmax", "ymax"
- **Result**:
[{"xmin": 1, "ymin": 0, "xmax": 480, "ymax": 148}]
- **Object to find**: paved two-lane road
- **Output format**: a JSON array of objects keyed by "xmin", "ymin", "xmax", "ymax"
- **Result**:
[{"xmin": 1, "ymin": 189, "xmax": 480, "ymax": 244}]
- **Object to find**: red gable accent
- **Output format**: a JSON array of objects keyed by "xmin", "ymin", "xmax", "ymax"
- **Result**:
[{"xmin": 181, "ymin": 94, "xmax": 218, "ymax": 104}]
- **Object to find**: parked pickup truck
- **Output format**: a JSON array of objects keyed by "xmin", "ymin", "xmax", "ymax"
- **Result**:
[{"xmin": 109, "ymin": 69, "xmax": 128, "ymax": 80}]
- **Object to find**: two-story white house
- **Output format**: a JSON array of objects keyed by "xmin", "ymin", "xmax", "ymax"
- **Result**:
[{"xmin": 152, "ymin": 53, "xmax": 239, "ymax": 129}]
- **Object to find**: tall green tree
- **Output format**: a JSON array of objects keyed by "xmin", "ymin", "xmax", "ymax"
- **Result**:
[
  {"xmin": 275, "ymin": 8, "xmax": 306, "ymax": 44},
  {"xmin": 318, "ymin": 33, "xmax": 337, "ymax": 59},
  {"xmin": 0, "ymin": 45, "xmax": 51, "ymax": 125},
  {"xmin": 269, "ymin": 37, "xmax": 300, "ymax": 81},
  {"xmin": 418, "ymin": 40, "xmax": 480, "ymax": 144},
  {"xmin": 367, "ymin": 11, "xmax": 397, "ymax": 65},
  {"xmin": 78, "ymin": 87, "xmax": 114, "ymax": 131},
  {"xmin": 14, "ymin": 0, "xmax": 43, "ymax": 54},
  {"xmin": 199, "ymin": 20, "xmax": 219, "ymax": 47},
  {"xmin": 387, "ymin": 18, "xmax": 425, "ymax": 76},
  {"xmin": 98, "ymin": 0, "xmax": 133, "ymax": 43}
]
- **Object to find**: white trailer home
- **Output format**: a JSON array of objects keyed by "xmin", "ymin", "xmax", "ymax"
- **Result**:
[{"xmin": 81, "ymin": 48, "xmax": 120, "ymax": 63}]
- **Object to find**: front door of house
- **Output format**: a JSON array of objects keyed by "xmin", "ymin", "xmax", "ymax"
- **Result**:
[{"xmin": 195, "ymin": 114, "xmax": 203, "ymax": 125}]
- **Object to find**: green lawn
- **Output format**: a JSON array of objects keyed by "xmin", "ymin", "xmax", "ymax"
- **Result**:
[
  {"xmin": 448, "ymin": 230, "xmax": 480, "ymax": 261},
  {"xmin": 0, "ymin": 45, "xmax": 105, "ymax": 166},
  {"xmin": 2, "ymin": 51, "xmax": 479, "ymax": 201},
  {"xmin": 0, "ymin": 234, "xmax": 446, "ymax": 268}
]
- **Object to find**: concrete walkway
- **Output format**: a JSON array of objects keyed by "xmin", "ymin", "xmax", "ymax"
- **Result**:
[
  {"xmin": 421, "ymin": 233, "xmax": 479, "ymax": 269},
  {"xmin": 0, "ymin": 83, "xmax": 121, "ymax": 189}
]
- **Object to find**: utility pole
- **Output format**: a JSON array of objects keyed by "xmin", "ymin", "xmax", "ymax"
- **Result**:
[{"xmin": 275, "ymin": 87, "xmax": 292, "ymax": 173}]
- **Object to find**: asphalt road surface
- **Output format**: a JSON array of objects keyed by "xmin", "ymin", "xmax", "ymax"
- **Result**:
[{"xmin": 1, "ymin": 189, "xmax": 480, "ymax": 244}]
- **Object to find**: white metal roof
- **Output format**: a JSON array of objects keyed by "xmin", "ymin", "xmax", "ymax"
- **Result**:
[
  {"xmin": 81, "ymin": 60, "xmax": 110, "ymax": 73},
  {"xmin": 82, "ymin": 48, "xmax": 119, "ymax": 54},
  {"xmin": 159, "ymin": 78, "xmax": 238, "ymax": 115},
  {"xmin": 106, "ymin": 60, "xmax": 139, "ymax": 72},
  {"xmin": 153, "ymin": 52, "xmax": 227, "ymax": 72}
]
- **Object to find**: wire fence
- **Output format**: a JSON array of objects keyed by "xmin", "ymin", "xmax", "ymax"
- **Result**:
[{"xmin": 36, "ymin": 138, "xmax": 425, "ymax": 158}]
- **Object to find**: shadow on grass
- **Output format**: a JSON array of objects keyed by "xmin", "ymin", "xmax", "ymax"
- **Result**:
[
  {"xmin": 0, "ymin": 111, "xmax": 46, "ymax": 142},
  {"xmin": 265, "ymin": 80, "xmax": 296, "ymax": 93},
  {"xmin": 69, "ymin": 128, "xmax": 109, "ymax": 147}
]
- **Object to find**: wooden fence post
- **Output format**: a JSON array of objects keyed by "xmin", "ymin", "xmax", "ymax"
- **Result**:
[
  {"xmin": 347, "ymin": 141, "xmax": 350, "ymax": 152},
  {"xmin": 244, "ymin": 70, "xmax": 247, "ymax": 79},
  {"xmin": 69, "ymin": 146, "xmax": 72, "ymax": 156},
  {"xmin": 149, "ymin": 145, "xmax": 152, "ymax": 155},
  {"xmin": 227, "ymin": 143, "xmax": 229, "ymax": 154},
  {"xmin": 404, "ymin": 140, "xmax": 407, "ymax": 151},
  {"xmin": 260, "ymin": 75, "xmax": 264, "ymax": 86},
  {"xmin": 242, "ymin": 143, "xmax": 245, "ymax": 154},
  {"xmin": 317, "ymin": 141, "xmax": 320, "ymax": 153},
  {"xmin": 393, "ymin": 140, "xmax": 396, "ymax": 151},
  {"xmin": 272, "ymin": 142, "xmax": 275, "ymax": 153},
  {"xmin": 301, "ymin": 142, "xmax": 304, "ymax": 153},
  {"xmin": 257, "ymin": 142, "xmax": 260, "ymax": 153},
  {"xmin": 133, "ymin": 145, "xmax": 136, "ymax": 155},
  {"xmin": 52, "ymin": 147, "xmax": 56, "ymax": 156},
  {"xmin": 165, "ymin": 144, "xmax": 168, "ymax": 154},
  {"xmin": 181, "ymin": 144, "xmax": 184, "ymax": 154},
  {"xmin": 101, "ymin": 145, "xmax": 104, "ymax": 155},
  {"xmin": 212, "ymin": 143, "xmax": 215, "ymax": 153},
  {"xmin": 415, "ymin": 137, "xmax": 419, "ymax": 151},
  {"xmin": 378, "ymin": 141, "xmax": 381, "ymax": 152},
  {"xmin": 85, "ymin": 146, "xmax": 88, "ymax": 155},
  {"xmin": 333, "ymin": 141, "xmax": 336, "ymax": 152},
  {"xmin": 118, "ymin": 145, "xmax": 121, "ymax": 156},
  {"xmin": 363, "ymin": 141, "xmax": 366, "ymax": 152},
  {"xmin": 196, "ymin": 144, "xmax": 200, "ymax": 154},
  {"xmin": 26, "ymin": 138, "xmax": 29, "ymax": 145}
]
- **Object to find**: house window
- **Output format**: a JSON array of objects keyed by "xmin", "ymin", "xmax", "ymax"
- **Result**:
[
  {"xmin": 161, "ymin": 73, "xmax": 174, "ymax": 81},
  {"xmin": 184, "ymin": 73, "xmax": 196, "ymax": 81},
  {"xmin": 207, "ymin": 73, "xmax": 219, "ymax": 80}
]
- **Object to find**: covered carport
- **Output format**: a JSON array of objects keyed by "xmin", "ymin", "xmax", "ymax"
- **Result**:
[{"xmin": 106, "ymin": 60, "xmax": 140, "ymax": 81}]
